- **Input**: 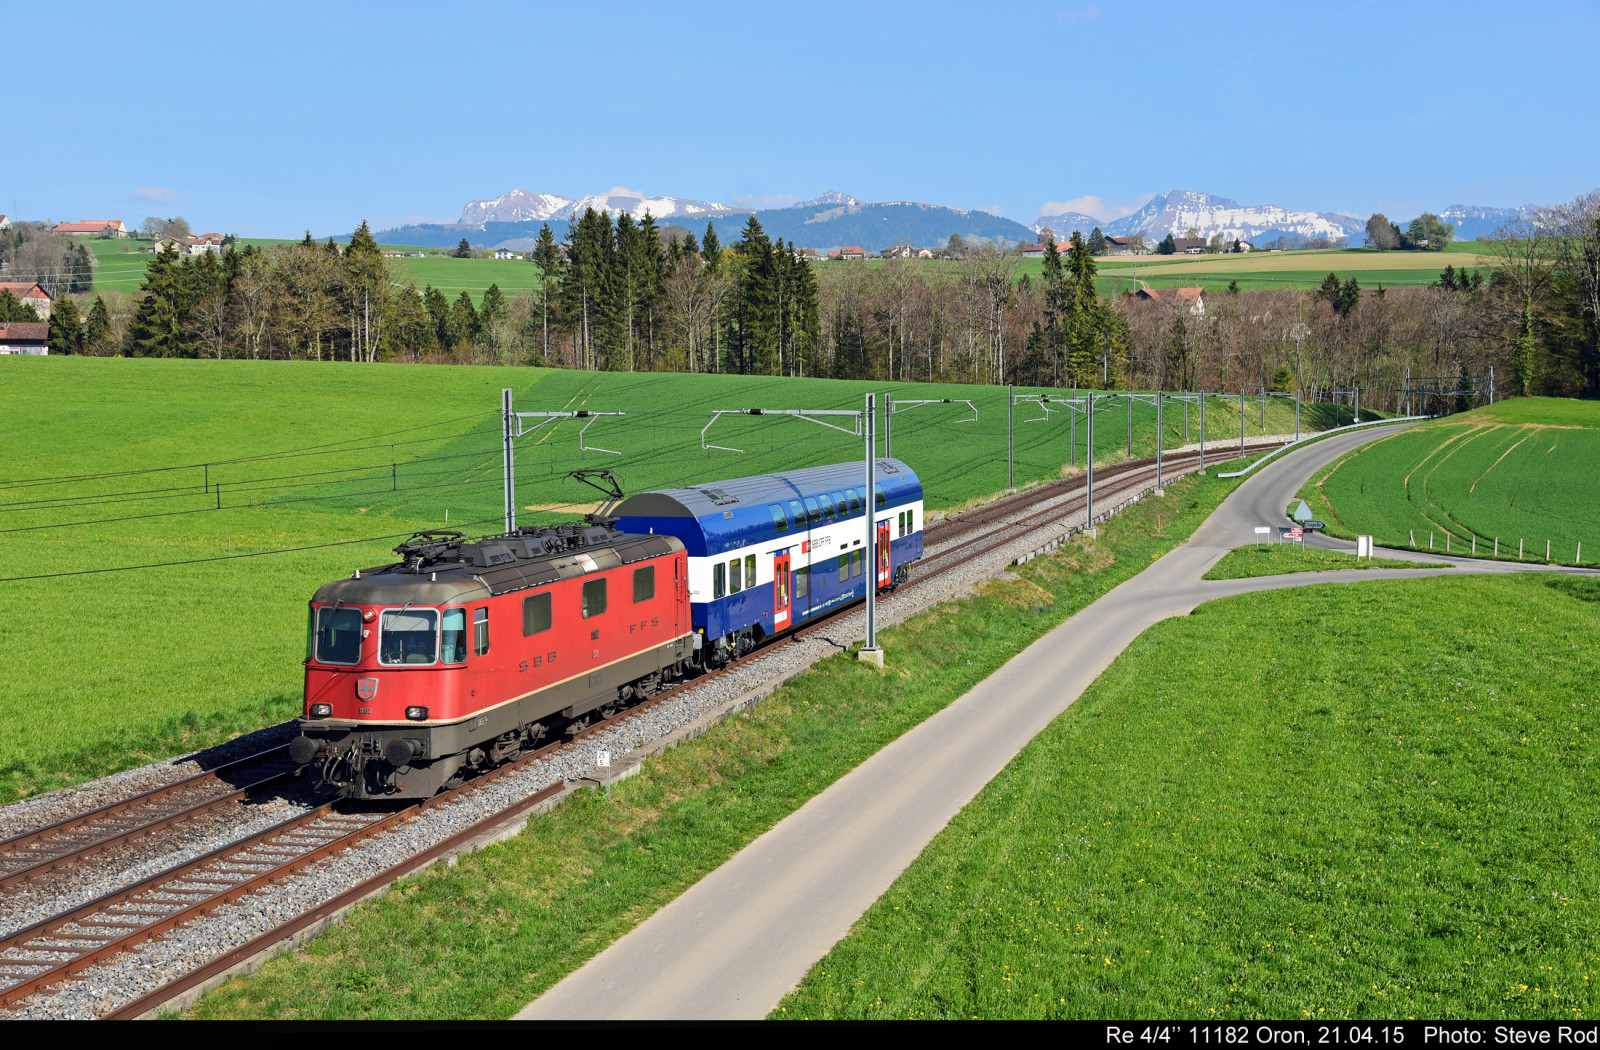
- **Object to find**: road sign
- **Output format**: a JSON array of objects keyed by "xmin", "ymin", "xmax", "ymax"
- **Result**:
[
  {"xmin": 1293, "ymin": 500, "xmax": 1313, "ymax": 522},
  {"xmin": 1280, "ymin": 526, "xmax": 1303, "ymax": 542},
  {"xmin": 1304, "ymin": 520, "xmax": 1326, "ymax": 531}
]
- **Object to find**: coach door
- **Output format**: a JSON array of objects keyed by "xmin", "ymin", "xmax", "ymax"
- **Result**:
[
  {"xmin": 876, "ymin": 521, "xmax": 892, "ymax": 586},
  {"xmin": 773, "ymin": 550, "xmax": 791, "ymax": 630}
]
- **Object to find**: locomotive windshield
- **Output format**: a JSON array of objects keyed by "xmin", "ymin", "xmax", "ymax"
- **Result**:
[
  {"xmin": 381, "ymin": 608, "xmax": 439, "ymax": 665},
  {"xmin": 314, "ymin": 606, "xmax": 363, "ymax": 665}
]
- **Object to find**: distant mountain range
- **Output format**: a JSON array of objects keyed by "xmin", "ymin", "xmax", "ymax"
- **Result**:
[
  {"xmin": 371, "ymin": 188, "xmax": 1035, "ymax": 252},
  {"xmin": 364, "ymin": 185, "xmax": 1594, "ymax": 253},
  {"xmin": 1030, "ymin": 189, "xmax": 1365, "ymax": 246}
]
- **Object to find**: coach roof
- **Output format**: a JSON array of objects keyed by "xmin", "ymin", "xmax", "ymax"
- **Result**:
[{"xmin": 615, "ymin": 458, "xmax": 919, "ymax": 520}]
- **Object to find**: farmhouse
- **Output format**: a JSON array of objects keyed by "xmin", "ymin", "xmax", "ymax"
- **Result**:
[
  {"xmin": 0, "ymin": 282, "xmax": 52, "ymax": 319},
  {"xmin": 0, "ymin": 321, "xmax": 49, "ymax": 354},
  {"xmin": 493, "ymin": 248, "xmax": 518, "ymax": 260},
  {"xmin": 1170, "ymin": 237, "xmax": 1207, "ymax": 254},
  {"xmin": 55, "ymin": 219, "xmax": 128, "ymax": 237},
  {"xmin": 0, "ymin": 214, "xmax": 10, "ymax": 231},
  {"xmin": 1102, "ymin": 236, "xmax": 1146, "ymax": 256},
  {"xmin": 837, "ymin": 246, "xmax": 866, "ymax": 261},
  {"xmin": 1135, "ymin": 286, "xmax": 1206, "ymax": 317}
]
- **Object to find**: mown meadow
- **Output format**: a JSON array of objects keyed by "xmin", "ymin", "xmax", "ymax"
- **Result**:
[
  {"xmin": 1299, "ymin": 399, "xmax": 1600, "ymax": 564},
  {"xmin": 0, "ymin": 358, "xmax": 1324, "ymax": 800},
  {"xmin": 776, "ymin": 573, "xmax": 1599, "ymax": 1020}
]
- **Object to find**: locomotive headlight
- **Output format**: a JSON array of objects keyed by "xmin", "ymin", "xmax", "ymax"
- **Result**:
[
  {"xmin": 309, "ymin": 703, "xmax": 333, "ymax": 718},
  {"xmin": 405, "ymin": 706, "xmax": 429, "ymax": 721}
]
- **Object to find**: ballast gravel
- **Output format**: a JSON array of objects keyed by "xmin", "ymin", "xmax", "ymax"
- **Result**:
[{"xmin": 0, "ymin": 461, "xmax": 1214, "ymax": 1020}]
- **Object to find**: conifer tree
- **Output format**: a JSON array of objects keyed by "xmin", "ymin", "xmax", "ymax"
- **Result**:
[
  {"xmin": 532, "ymin": 223, "xmax": 561, "ymax": 363},
  {"xmin": 47, "ymin": 298, "xmax": 83, "ymax": 354},
  {"xmin": 85, "ymin": 295, "xmax": 113, "ymax": 352}
]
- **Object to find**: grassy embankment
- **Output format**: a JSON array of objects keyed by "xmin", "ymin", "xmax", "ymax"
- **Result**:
[
  {"xmin": 0, "ymin": 359, "xmax": 1321, "ymax": 800},
  {"xmin": 189, "ymin": 452, "xmax": 1259, "ymax": 1019},
  {"xmin": 775, "ymin": 573, "xmax": 1599, "ymax": 1020},
  {"xmin": 1297, "ymin": 399, "xmax": 1600, "ymax": 566},
  {"xmin": 1202, "ymin": 545, "xmax": 1439, "ymax": 580}
]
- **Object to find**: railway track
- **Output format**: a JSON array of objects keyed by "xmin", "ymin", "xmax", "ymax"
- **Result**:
[{"xmin": 0, "ymin": 438, "xmax": 1282, "ymax": 1018}]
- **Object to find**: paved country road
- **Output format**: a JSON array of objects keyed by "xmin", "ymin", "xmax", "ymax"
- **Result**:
[{"xmin": 517, "ymin": 423, "xmax": 1597, "ymax": 1021}]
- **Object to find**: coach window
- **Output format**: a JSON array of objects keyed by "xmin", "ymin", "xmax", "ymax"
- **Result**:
[
  {"xmin": 838, "ymin": 553, "xmax": 849, "ymax": 583},
  {"xmin": 817, "ymin": 493, "xmax": 836, "ymax": 521},
  {"xmin": 744, "ymin": 554, "xmax": 756, "ymax": 587},
  {"xmin": 898, "ymin": 511, "xmax": 906, "ymax": 537},
  {"xmin": 851, "ymin": 549, "xmax": 863, "ymax": 578},
  {"xmin": 849, "ymin": 488, "xmax": 864, "ymax": 514},
  {"xmin": 804, "ymin": 497, "xmax": 821, "ymax": 526},
  {"xmin": 713, "ymin": 562, "xmax": 726, "ymax": 599},
  {"xmin": 875, "ymin": 483, "xmax": 888, "ymax": 509},
  {"xmin": 788, "ymin": 499, "xmax": 805, "ymax": 527},
  {"xmin": 314, "ymin": 606, "xmax": 363, "ymax": 665},
  {"xmin": 582, "ymin": 578, "xmax": 607, "ymax": 618},
  {"xmin": 380, "ymin": 608, "xmax": 438, "ymax": 666},
  {"xmin": 795, "ymin": 566, "xmax": 809, "ymax": 600},
  {"xmin": 730, "ymin": 557, "xmax": 742, "ymax": 593},
  {"xmin": 633, "ymin": 565, "xmax": 655, "ymax": 603},
  {"xmin": 769, "ymin": 503, "xmax": 789, "ymax": 534},
  {"xmin": 441, "ymin": 608, "xmax": 468, "ymax": 663},
  {"xmin": 473, "ymin": 608, "xmax": 490, "ymax": 657},
  {"xmin": 832, "ymin": 490, "xmax": 850, "ymax": 518},
  {"xmin": 523, "ymin": 592, "xmax": 552, "ymax": 636}
]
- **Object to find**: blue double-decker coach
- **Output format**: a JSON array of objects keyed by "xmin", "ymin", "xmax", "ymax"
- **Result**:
[{"xmin": 612, "ymin": 458, "xmax": 923, "ymax": 665}]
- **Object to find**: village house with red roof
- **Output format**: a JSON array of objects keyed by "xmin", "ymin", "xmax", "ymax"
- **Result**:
[
  {"xmin": 54, "ymin": 219, "xmax": 128, "ymax": 237},
  {"xmin": 1135, "ymin": 286, "xmax": 1206, "ymax": 317},
  {"xmin": 0, "ymin": 322, "xmax": 50, "ymax": 355},
  {"xmin": 0, "ymin": 283, "xmax": 52, "ymax": 319}
]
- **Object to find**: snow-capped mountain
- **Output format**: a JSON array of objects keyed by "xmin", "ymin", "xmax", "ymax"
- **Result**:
[
  {"xmin": 1434, "ymin": 203, "xmax": 1527, "ymax": 241},
  {"xmin": 1097, "ymin": 189, "xmax": 1365, "ymax": 244},
  {"xmin": 798, "ymin": 189, "xmax": 861, "ymax": 208},
  {"xmin": 458, "ymin": 188, "xmax": 750, "ymax": 226},
  {"xmin": 1028, "ymin": 212, "xmax": 1101, "ymax": 239}
]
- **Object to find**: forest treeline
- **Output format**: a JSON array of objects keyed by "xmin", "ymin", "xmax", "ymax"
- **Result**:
[{"xmin": 38, "ymin": 194, "xmax": 1600, "ymax": 410}]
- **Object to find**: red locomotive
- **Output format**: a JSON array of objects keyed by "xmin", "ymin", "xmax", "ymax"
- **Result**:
[{"xmin": 290, "ymin": 521, "xmax": 694, "ymax": 799}]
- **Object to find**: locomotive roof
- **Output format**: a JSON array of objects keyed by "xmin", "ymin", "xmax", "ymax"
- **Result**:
[
  {"xmin": 311, "ymin": 525, "xmax": 683, "ymax": 607},
  {"xmin": 613, "ymin": 458, "xmax": 920, "ymax": 520}
]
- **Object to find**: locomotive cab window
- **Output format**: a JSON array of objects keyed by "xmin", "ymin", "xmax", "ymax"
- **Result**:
[
  {"xmin": 582, "ymin": 578, "xmax": 607, "ymax": 619},
  {"xmin": 522, "ymin": 592, "xmax": 552, "ymax": 636},
  {"xmin": 441, "ymin": 608, "xmax": 468, "ymax": 663},
  {"xmin": 380, "ymin": 608, "xmax": 438, "ymax": 666},
  {"xmin": 473, "ymin": 608, "xmax": 490, "ymax": 657},
  {"xmin": 314, "ymin": 606, "xmax": 363, "ymax": 665},
  {"xmin": 633, "ymin": 565, "xmax": 655, "ymax": 603},
  {"xmin": 768, "ymin": 503, "xmax": 789, "ymax": 534}
]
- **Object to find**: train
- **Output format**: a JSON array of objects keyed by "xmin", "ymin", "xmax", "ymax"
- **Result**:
[{"xmin": 288, "ymin": 459, "xmax": 925, "ymax": 799}]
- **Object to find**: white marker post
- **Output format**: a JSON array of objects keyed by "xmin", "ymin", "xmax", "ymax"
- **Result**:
[{"xmin": 596, "ymin": 750, "xmax": 611, "ymax": 800}]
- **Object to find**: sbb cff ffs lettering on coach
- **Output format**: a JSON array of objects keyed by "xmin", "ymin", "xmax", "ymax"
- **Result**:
[{"xmin": 290, "ymin": 460, "xmax": 923, "ymax": 799}]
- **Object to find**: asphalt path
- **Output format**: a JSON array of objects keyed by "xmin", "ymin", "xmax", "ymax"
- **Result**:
[{"xmin": 518, "ymin": 422, "xmax": 1596, "ymax": 1021}]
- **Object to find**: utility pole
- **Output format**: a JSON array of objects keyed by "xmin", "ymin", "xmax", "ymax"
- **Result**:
[
  {"xmin": 1155, "ymin": 391, "xmax": 1163, "ymax": 491},
  {"xmin": 1295, "ymin": 388, "xmax": 1300, "ymax": 443},
  {"xmin": 502, "ymin": 389, "xmax": 517, "ymax": 532},
  {"xmin": 860, "ymin": 393, "xmax": 882, "ymax": 667},
  {"xmin": 1239, "ymin": 389, "xmax": 1245, "ymax": 455},
  {"xmin": 1126, "ymin": 394, "xmax": 1133, "ymax": 456},
  {"xmin": 1007, "ymin": 384, "xmax": 1014, "ymax": 491},
  {"xmin": 1085, "ymin": 393, "xmax": 1095, "ymax": 530},
  {"xmin": 1199, "ymin": 390, "xmax": 1206, "ymax": 470}
]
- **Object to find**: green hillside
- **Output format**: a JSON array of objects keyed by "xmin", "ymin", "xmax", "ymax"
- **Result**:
[{"xmin": 1300, "ymin": 399, "xmax": 1600, "ymax": 562}]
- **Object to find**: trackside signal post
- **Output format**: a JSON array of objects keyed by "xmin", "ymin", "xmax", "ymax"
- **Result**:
[{"xmin": 502, "ymin": 389, "xmax": 626, "ymax": 533}]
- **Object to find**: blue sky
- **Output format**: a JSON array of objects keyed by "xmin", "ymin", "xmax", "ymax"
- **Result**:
[{"xmin": 21, "ymin": 0, "xmax": 1599, "ymax": 238}]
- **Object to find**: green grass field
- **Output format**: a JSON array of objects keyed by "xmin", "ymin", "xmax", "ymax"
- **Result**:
[
  {"xmin": 1202, "ymin": 545, "xmax": 1438, "ymax": 579},
  {"xmin": 775, "ymin": 573, "xmax": 1599, "ymax": 1020},
  {"xmin": 0, "ymin": 359, "xmax": 1324, "ymax": 799},
  {"xmin": 1299, "ymin": 399, "xmax": 1600, "ymax": 564}
]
